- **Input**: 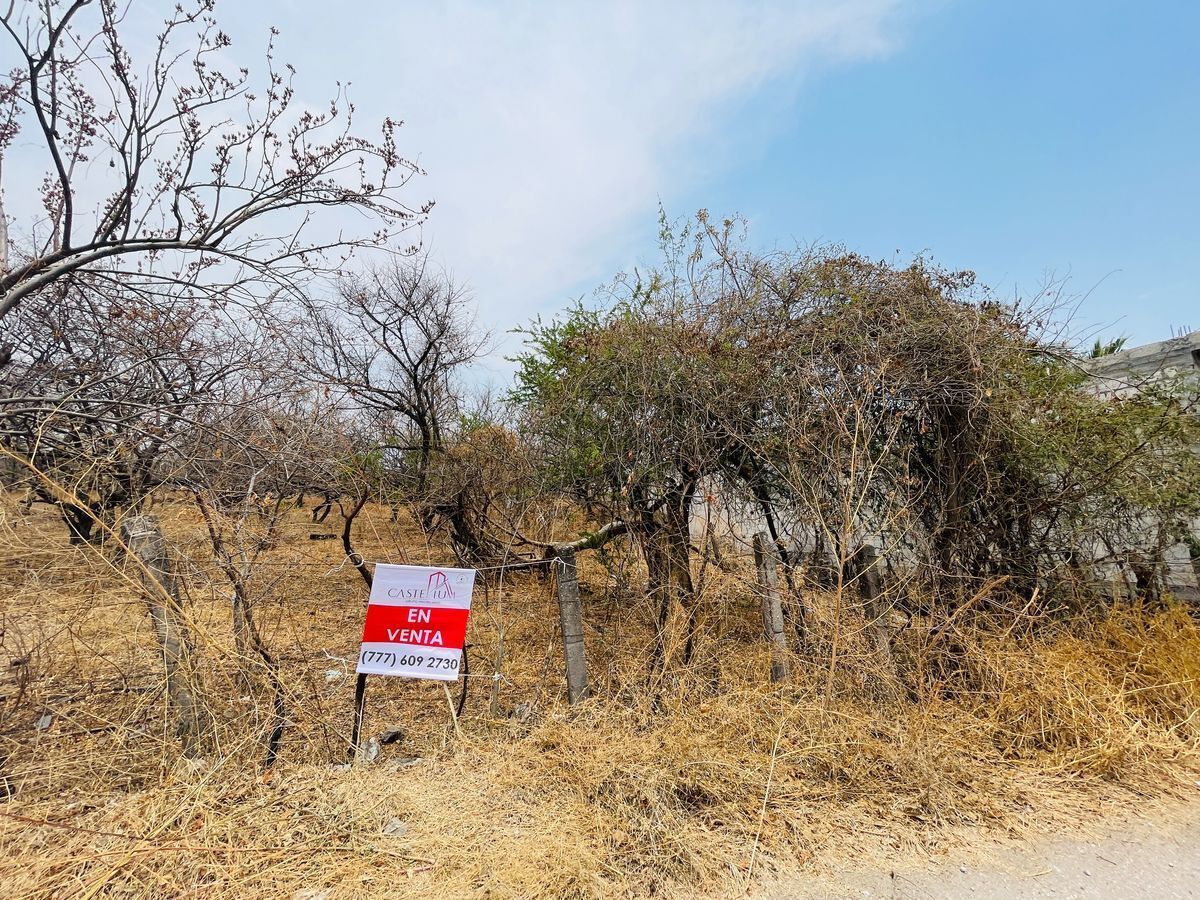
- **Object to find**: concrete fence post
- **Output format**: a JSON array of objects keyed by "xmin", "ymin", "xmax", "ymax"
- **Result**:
[
  {"xmin": 852, "ymin": 543, "xmax": 900, "ymax": 693},
  {"xmin": 753, "ymin": 531, "xmax": 790, "ymax": 682},
  {"xmin": 121, "ymin": 515, "xmax": 208, "ymax": 757},
  {"xmin": 555, "ymin": 548, "xmax": 589, "ymax": 703}
]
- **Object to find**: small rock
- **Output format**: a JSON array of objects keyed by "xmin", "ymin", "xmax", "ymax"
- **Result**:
[
  {"xmin": 386, "ymin": 756, "xmax": 424, "ymax": 771},
  {"xmin": 379, "ymin": 728, "xmax": 404, "ymax": 745},
  {"xmin": 360, "ymin": 737, "xmax": 381, "ymax": 764},
  {"xmin": 324, "ymin": 670, "xmax": 344, "ymax": 683},
  {"xmin": 381, "ymin": 817, "xmax": 408, "ymax": 837},
  {"xmin": 35, "ymin": 712, "xmax": 53, "ymax": 731}
]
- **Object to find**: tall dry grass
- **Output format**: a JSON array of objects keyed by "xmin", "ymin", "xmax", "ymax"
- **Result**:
[{"xmin": 1, "ymin": 498, "xmax": 1199, "ymax": 898}]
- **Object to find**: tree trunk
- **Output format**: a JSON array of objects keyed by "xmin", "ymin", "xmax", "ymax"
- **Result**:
[
  {"xmin": 230, "ymin": 581, "xmax": 287, "ymax": 767},
  {"xmin": 191, "ymin": 491, "xmax": 287, "ymax": 768},
  {"xmin": 705, "ymin": 528, "xmax": 731, "ymax": 573},
  {"xmin": 642, "ymin": 485, "xmax": 698, "ymax": 675},
  {"xmin": 121, "ymin": 515, "xmax": 207, "ymax": 757},
  {"xmin": 232, "ymin": 593, "xmax": 253, "ymax": 662},
  {"xmin": 415, "ymin": 417, "xmax": 434, "ymax": 497},
  {"xmin": 341, "ymin": 494, "xmax": 373, "ymax": 589},
  {"xmin": 62, "ymin": 502, "xmax": 96, "ymax": 545}
]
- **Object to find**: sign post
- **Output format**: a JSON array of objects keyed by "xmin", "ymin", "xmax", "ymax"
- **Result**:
[{"xmin": 349, "ymin": 563, "xmax": 476, "ymax": 759}]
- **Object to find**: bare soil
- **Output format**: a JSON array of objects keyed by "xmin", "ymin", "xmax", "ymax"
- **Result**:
[{"xmin": 760, "ymin": 797, "xmax": 1200, "ymax": 899}]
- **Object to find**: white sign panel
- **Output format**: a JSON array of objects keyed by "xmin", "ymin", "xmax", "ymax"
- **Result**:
[{"xmin": 355, "ymin": 563, "xmax": 475, "ymax": 681}]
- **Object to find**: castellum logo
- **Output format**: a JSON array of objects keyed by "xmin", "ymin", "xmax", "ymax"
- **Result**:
[{"xmin": 427, "ymin": 570, "xmax": 453, "ymax": 598}]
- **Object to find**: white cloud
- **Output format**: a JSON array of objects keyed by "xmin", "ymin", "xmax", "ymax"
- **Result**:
[
  {"xmin": 3, "ymin": 1, "xmax": 910, "ymax": 370},
  {"xmin": 224, "ymin": 2, "xmax": 908, "ymax": 339},
  {"xmin": 405, "ymin": 3, "xmax": 901, "ymax": 311}
]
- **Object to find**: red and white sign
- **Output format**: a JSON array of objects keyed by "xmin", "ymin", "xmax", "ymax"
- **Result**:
[{"xmin": 356, "ymin": 563, "xmax": 475, "ymax": 681}]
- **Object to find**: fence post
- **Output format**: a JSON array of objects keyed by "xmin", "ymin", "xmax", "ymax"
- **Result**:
[
  {"xmin": 752, "ymin": 532, "xmax": 790, "ymax": 682},
  {"xmin": 853, "ymin": 543, "xmax": 899, "ymax": 691},
  {"xmin": 121, "ymin": 515, "xmax": 208, "ymax": 757},
  {"xmin": 555, "ymin": 548, "xmax": 589, "ymax": 703}
]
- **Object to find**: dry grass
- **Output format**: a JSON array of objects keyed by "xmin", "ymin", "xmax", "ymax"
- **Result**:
[{"xmin": 2, "ymin": 497, "xmax": 1199, "ymax": 898}]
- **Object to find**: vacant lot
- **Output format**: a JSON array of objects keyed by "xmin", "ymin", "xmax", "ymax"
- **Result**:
[{"xmin": 2, "ymin": 498, "xmax": 1199, "ymax": 898}]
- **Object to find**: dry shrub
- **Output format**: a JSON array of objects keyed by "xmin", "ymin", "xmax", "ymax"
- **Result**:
[
  {"xmin": 2, "ymin": 500, "xmax": 1200, "ymax": 898},
  {"xmin": 902, "ymin": 608, "xmax": 1200, "ymax": 778}
]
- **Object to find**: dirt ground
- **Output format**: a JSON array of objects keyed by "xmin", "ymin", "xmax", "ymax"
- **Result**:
[
  {"xmin": 5, "ymin": 498, "xmax": 1200, "ymax": 897},
  {"xmin": 760, "ymin": 796, "xmax": 1200, "ymax": 899}
]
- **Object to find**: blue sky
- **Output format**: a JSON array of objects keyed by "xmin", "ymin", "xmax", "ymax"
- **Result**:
[
  {"xmin": 5, "ymin": 1, "xmax": 1196, "ymax": 368},
  {"xmin": 327, "ymin": 0, "xmax": 1190, "ymax": 367},
  {"xmin": 685, "ymin": 0, "xmax": 1199, "ymax": 348}
]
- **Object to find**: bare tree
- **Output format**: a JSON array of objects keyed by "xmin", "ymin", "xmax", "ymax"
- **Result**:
[
  {"xmin": 0, "ymin": 278, "xmax": 257, "ymax": 540},
  {"xmin": 183, "ymin": 389, "xmax": 333, "ymax": 767},
  {"xmin": 0, "ymin": 0, "xmax": 425, "ymax": 322},
  {"xmin": 300, "ymin": 253, "xmax": 490, "ymax": 500},
  {"xmin": 0, "ymin": 1, "xmax": 433, "ymax": 757}
]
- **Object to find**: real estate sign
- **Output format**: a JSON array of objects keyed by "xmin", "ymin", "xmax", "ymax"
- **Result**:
[{"xmin": 355, "ymin": 563, "xmax": 475, "ymax": 681}]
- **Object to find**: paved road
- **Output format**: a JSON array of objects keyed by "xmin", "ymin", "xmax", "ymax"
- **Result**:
[{"xmin": 762, "ymin": 806, "xmax": 1200, "ymax": 899}]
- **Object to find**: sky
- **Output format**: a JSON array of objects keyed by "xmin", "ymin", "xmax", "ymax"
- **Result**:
[{"xmin": 8, "ymin": 1, "xmax": 1199, "ymax": 377}]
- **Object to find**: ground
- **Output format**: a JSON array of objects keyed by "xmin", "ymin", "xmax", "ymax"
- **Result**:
[
  {"xmin": 3, "ymin": 497, "xmax": 1200, "ymax": 898},
  {"xmin": 761, "ymin": 798, "xmax": 1200, "ymax": 899}
]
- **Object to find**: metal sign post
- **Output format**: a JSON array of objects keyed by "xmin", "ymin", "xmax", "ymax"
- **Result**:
[{"xmin": 348, "ymin": 671, "xmax": 369, "ymax": 759}]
